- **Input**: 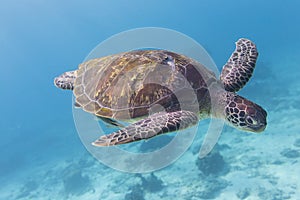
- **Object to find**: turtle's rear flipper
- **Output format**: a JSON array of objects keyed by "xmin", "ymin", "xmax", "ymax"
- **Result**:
[
  {"xmin": 92, "ymin": 110, "xmax": 198, "ymax": 146},
  {"xmin": 54, "ymin": 70, "xmax": 77, "ymax": 90},
  {"xmin": 220, "ymin": 38, "xmax": 258, "ymax": 92}
]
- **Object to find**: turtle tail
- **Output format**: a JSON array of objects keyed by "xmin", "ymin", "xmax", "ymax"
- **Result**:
[{"xmin": 54, "ymin": 70, "xmax": 77, "ymax": 90}]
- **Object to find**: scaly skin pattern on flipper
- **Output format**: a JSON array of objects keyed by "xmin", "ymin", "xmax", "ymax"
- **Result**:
[
  {"xmin": 92, "ymin": 110, "xmax": 198, "ymax": 146},
  {"xmin": 220, "ymin": 38, "xmax": 258, "ymax": 92},
  {"xmin": 54, "ymin": 70, "xmax": 77, "ymax": 90}
]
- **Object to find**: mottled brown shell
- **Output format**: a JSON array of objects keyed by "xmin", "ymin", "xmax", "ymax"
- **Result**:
[{"xmin": 73, "ymin": 50, "xmax": 218, "ymax": 120}]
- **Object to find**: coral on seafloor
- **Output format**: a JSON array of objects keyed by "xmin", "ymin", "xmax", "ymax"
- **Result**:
[
  {"xmin": 124, "ymin": 185, "xmax": 145, "ymax": 200},
  {"xmin": 138, "ymin": 173, "xmax": 164, "ymax": 192},
  {"xmin": 62, "ymin": 164, "xmax": 94, "ymax": 197},
  {"xmin": 280, "ymin": 148, "xmax": 300, "ymax": 159},
  {"xmin": 196, "ymin": 149, "xmax": 230, "ymax": 176}
]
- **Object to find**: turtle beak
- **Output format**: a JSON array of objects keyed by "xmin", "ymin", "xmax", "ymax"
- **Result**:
[
  {"xmin": 253, "ymin": 123, "xmax": 267, "ymax": 133},
  {"xmin": 241, "ymin": 124, "xmax": 266, "ymax": 133},
  {"xmin": 255, "ymin": 109, "xmax": 267, "ymax": 133}
]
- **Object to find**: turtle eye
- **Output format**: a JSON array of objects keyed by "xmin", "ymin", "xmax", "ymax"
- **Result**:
[
  {"xmin": 164, "ymin": 55, "xmax": 170, "ymax": 61},
  {"xmin": 246, "ymin": 115, "xmax": 258, "ymax": 125}
]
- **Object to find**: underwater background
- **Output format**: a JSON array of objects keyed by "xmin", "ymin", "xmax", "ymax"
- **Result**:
[{"xmin": 1, "ymin": 0, "xmax": 300, "ymax": 199}]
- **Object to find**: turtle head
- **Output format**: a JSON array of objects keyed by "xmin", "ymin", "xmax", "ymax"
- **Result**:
[{"xmin": 224, "ymin": 93, "xmax": 267, "ymax": 133}]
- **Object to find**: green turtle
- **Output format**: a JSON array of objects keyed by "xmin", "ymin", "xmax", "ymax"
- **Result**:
[{"xmin": 54, "ymin": 38, "xmax": 267, "ymax": 148}]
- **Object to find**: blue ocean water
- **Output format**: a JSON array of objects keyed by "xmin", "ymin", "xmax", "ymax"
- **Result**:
[{"xmin": 1, "ymin": 0, "xmax": 300, "ymax": 199}]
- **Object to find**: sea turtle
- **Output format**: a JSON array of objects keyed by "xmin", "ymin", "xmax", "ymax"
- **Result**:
[{"xmin": 54, "ymin": 38, "xmax": 267, "ymax": 148}]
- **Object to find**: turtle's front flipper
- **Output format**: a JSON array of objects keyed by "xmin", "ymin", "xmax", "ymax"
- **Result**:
[
  {"xmin": 220, "ymin": 38, "xmax": 258, "ymax": 92},
  {"xmin": 92, "ymin": 110, "xmax": 198, "ymax": 146}
]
